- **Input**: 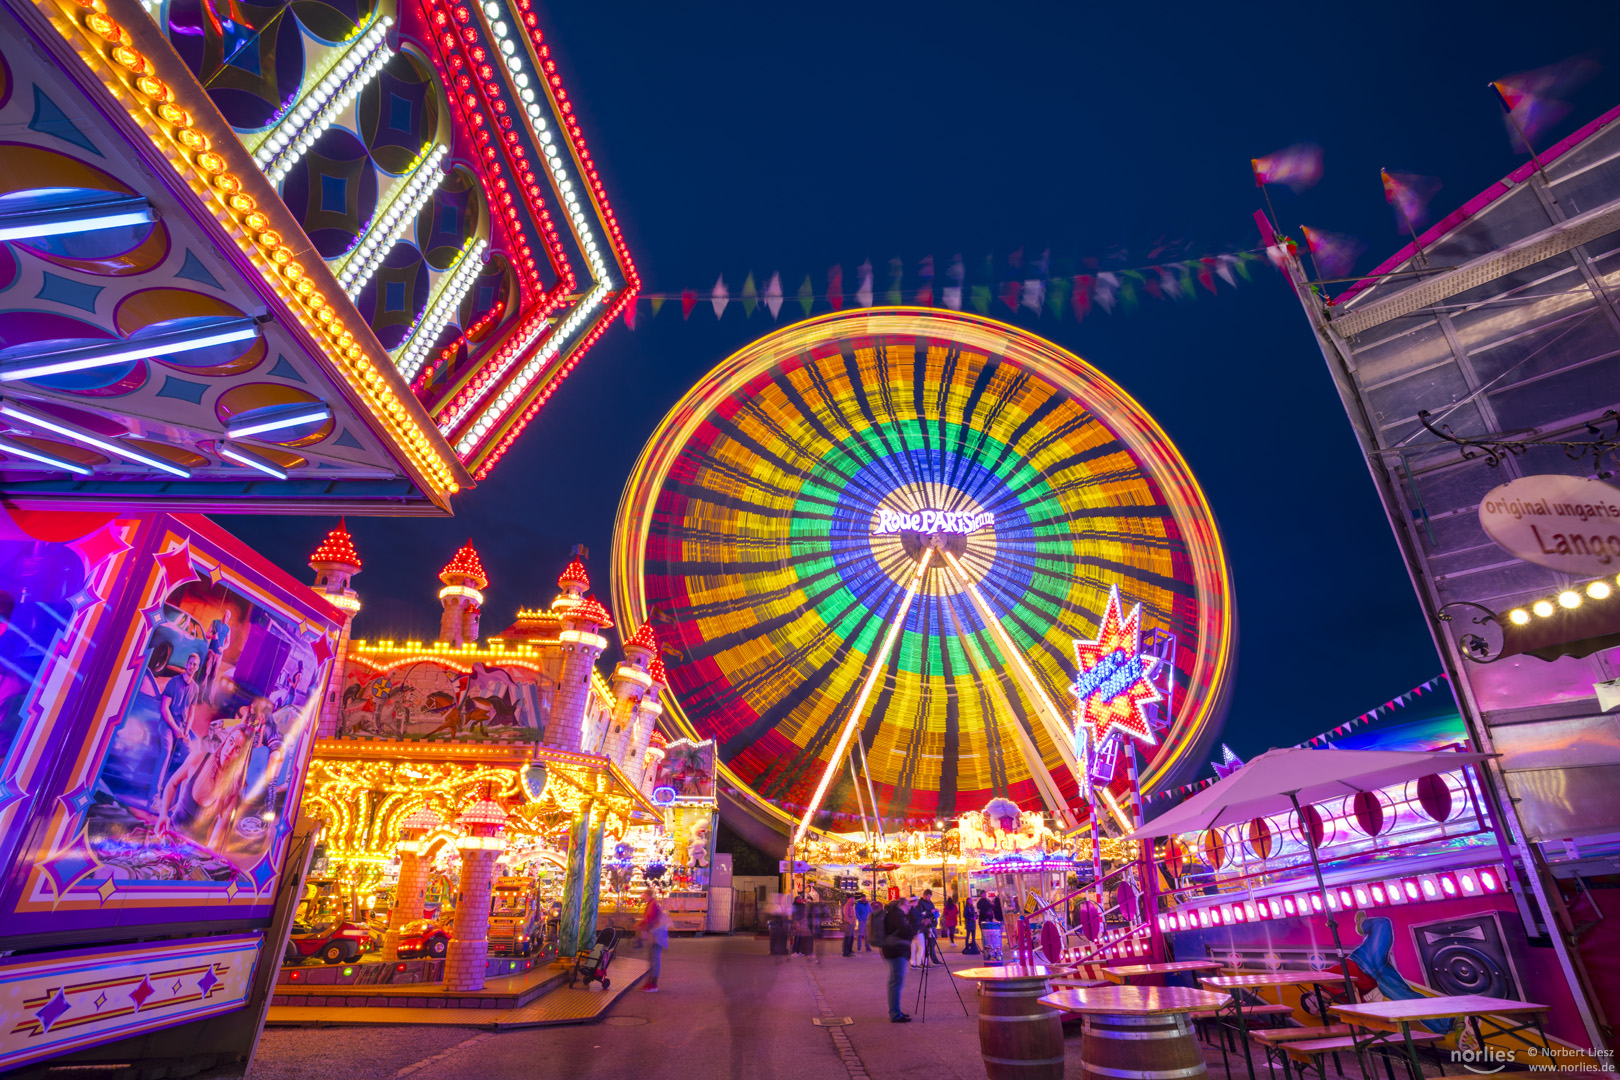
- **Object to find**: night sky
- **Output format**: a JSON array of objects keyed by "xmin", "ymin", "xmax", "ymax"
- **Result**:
[{"xmin": 226, "ymin": 1, "xmax": 1620, "ymax": 768}]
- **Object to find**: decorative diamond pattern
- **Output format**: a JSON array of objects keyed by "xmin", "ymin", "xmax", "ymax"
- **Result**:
[
  {"xmin": 128, "ymin": 976, "xmax": 154, "ymax": 1010},
  {"xmin": 197, "ymin": 967, "xmax": 219, "ymax": 996},
  {"xmin": 93, "ymin": 991, "xmax": 108, "ymax": 1010},
  {"xmin": 96, "ymin": 878, "xmax": 116, "ymax": 903},
  {"xmin": 34, "ymin": 989, "xmax": 71, "ymax": 1032}
]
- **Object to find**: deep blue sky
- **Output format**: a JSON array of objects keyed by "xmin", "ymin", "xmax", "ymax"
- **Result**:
[{"xmin": 226, "ymin": 1, "xmax": 1620, "ymax": 768}]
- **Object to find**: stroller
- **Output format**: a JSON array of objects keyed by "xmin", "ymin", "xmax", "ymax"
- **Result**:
[{"xmin": 567, "ymin": 926, "xmax": 619, "ymax": 990}]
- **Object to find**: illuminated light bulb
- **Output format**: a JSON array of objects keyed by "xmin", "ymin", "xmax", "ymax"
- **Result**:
[
  {"xmin": 1532, "ymin": 600, "xmax": 1555, "ymax": 617},
  {"xmin": 1403, "ymin": 882, "xmax": 1419, "ymax": 900},
  {"xmin": 1558, "ymin": 590, "xmax": 1581, "ymax": 609},
  {"xmin": 1508, "ymin": 609, "xmax": 1530, "ymax": 625},
  {"xmin": 1353, "ymin": 888, "xmax": 1369, "ymax": 905},
  {"xmin": 1480, "ymin": 871, "xmax": 1498, "ymax": 891},
  {"xmin": 1421, "ymin": 879, "xmax": 1438, "ymax": 898},
  {"xmin": 1587, "ymin": 580, "xmax": 1611, "ymax": 600}
]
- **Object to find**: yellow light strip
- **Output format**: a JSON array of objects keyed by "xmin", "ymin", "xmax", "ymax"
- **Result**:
[
  {"xmin": 34, "ymin": 0, "xmax": 465, "ymax": 500},
  {"xmin": 792, "ymin": 549, "xmax": 933, "ymax": 849}
]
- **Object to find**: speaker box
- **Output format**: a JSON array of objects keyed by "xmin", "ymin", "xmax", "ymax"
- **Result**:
[{"xmin": 1410, "ymin": 911, "xmax": 1522, "ymax": 1000}]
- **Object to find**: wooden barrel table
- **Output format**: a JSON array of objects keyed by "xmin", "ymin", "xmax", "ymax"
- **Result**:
[
  {"xmin": 1039, "ymin": 984, "xmax": 1231, "ymax": 1080},
  {"xmin": 954, "ymin": 964, "xmax": 1064, "ymax": 1080}
]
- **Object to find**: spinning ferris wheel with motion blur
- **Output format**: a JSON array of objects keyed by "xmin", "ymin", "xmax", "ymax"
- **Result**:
[{"xmin": 611, "ymin": 308, "xmax": 1236, "ymax": 847}]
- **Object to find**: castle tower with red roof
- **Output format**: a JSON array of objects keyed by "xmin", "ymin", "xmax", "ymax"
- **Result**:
[
  {"xmin": 309, "ymin": 520, "xmax": 362, "ymax": 737},
  {"xmin": 437, "ymin": 540, "xmax": 488, "ymax": 647},
  {"xmin": 547, "ymin": 548, "xmax": 611, "ymax": 754},
  {"xmin": 610, "ymin": 622, "xmax": 665, "ymax": 785}
]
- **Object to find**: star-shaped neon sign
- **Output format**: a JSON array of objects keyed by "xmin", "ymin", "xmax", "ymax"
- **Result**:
[{"xmin": 1071, "ymin": 585, "xmax": 1162, "ymax": 746}]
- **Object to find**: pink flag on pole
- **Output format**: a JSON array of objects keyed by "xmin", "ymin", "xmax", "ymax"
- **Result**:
[
  {"xmin": 1251, "ymin": 144, "xmax": 1324, "ymax": 192},
  {"xmin": 1301, "ymin": 226, "xmax": 1365, "ymax": 278},
  {"xmin": 1493, "ymin": 56, "xmax": 1600, "ymax": 153},
  {"xmin": 1381, "ymin": 170, "xmax": 1442, "ymax": 233}
]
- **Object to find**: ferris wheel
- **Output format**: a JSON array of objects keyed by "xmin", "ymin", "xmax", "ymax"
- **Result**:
[{"xmin": 611, "ymin": 309, "xmax": 1234, "ymax": 841}]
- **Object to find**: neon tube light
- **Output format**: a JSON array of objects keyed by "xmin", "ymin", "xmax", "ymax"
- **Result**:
[
  {"xmin": 0, "ymin": 318, "xmax": 260, "ymax": 382},
  {"xmin": 0, "ymin": 194, "xmax": 155, "ymax": 242},
  {"xmin": 0, "ymin": 401, "xmax": 190, "ymax": 477},
  {"xmin": 791, "ymin": 549, "xmax": 933, "ymax": 849},
  {"xmin": 219, "ymin": 442, "xmax": 288, "ymax": 479},
  {"xmin": 0, "ymin": 433, "xmax": 91, "ymax": 475},
  {"xmin": 224, "ymin": 403, "xmax": 332, "ymax": 438}
]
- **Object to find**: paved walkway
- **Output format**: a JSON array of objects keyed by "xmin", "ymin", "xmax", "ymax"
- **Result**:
[{"xmin": 249, "ymin": 935, "xmax": 1454, "ymax": 1079}]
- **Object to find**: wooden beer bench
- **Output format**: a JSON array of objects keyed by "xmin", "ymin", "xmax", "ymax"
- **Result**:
[{"xmin": 1283, "ymin": 1030, "xmax": 1444, "ymax": 1079}]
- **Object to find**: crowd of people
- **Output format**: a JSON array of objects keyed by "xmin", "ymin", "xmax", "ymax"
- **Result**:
[{"xmin": 767, "ymin": 885, "xmax": 1011, "ymax": 1024}]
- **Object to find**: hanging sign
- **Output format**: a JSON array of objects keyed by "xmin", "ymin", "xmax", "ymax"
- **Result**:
[
  {"xmin": 1071, "ymin": 585, "xmax": 1163, "ymax": 746},
  {"xmin": 1478, "ymin": 474, "xmax": 1620, "ymax": 575}
]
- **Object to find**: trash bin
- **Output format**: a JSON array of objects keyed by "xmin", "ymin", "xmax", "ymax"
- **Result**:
[{"xmin": 981, "ymin": 920, "xmax": 1003, "ymax": 962}]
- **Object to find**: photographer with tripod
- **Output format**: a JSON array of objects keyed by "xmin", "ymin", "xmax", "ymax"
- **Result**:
[
  {"xmin": 876, "ymin": 895, "xmax": 918, "ymax": 1023},
  {"xmin": 910, "ymin": 890, "xmax": 937, "ymax": 968}
]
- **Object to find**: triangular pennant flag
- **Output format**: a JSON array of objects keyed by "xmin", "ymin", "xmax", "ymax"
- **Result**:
[
  {"xmin": 741, "ymin": 272, "xmax": 757, "ymax": 317},
  {"xmin": 681, "ymin": 289, "xmax": 696, "ymax": 319},
  {"xmin": 1046, "ymin": 276, "xmax": 1069, "ymax": 320},
  {"xmin": 828, "ymin": 264, "xmax": 843, "ymax": 310},
  {"xmin": 649, "ymin": 297, "xmax": 665, "ymax": 318},
  {"xmin": 999, "ymin": 281, "xmax": 1020, "ymax": 311},
  {"xmin": 884, "ymin": 258, "xmax": 903, "ymax": 306},
  {"xmin": 797, "ymin": 275, "xmax": 814, "ymax": 317},
  {"xmin": 1020, "ymin": 278, "xmax": 1045, "ymax": 313},
  {"xmin": 711, "ymin": 275, "xmax": 729, "ymax": 319},
  {"xmin": 915, "ymin": 254, "xmax": 934, "ymax": 305},
  {"xmin": 1093, "ymin": 273, "xmax": 1119, "ymax": 313},
  {"xmin": 624, "ymin": 303, "xmax": 636, "ymax": 329},
  {"xmin": 970, "ymin": 284, "xmax": 990, "ymax": 314},
  {"xmin": 942, "ymin": 253, "xmax": 964, "ymax": 311},
  {"xmin": 1197, "ymin": 258, "xmax": 1217, "ymax": 295},
  {"xmin": 1215, "ymin": 255, "xmax": 1238, "ymax": 288},
  {"xmin": 764, "ymin": 272, "xmax": 783, "ymax": 319},
  {"xmin": 1073, "ymin": 275, "xmax": 1092, "ymax": 322},
  {"xmin": 855, "ymin": 259, "xmax": 873, "ymax": 307}
]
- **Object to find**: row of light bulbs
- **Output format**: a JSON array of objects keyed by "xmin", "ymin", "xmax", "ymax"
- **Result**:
[
  {"xmin": 339, "ymin": 144, "xmax": 450, "ymax": 297},
  {"xmin": 455, "ymin": 285, "xmax": 606, "ymax": 453},
  {"xmin": 1162, "ymin": 865, "xmax": 1504, "ymax": 933},
  {"xmin": 258, "ymin": 18, "xmax": 395, "ymax": 180},
  {"xmin": 396, "ymin": 238, "xmax": 490, "ymax": 380},
  {"xmin": 1505, "ymin": 572, "xmax": 1619, "ymax": 626},
  {"xmin": 447, "ymin": 0, "xmax": 615, "ymax": 449}
]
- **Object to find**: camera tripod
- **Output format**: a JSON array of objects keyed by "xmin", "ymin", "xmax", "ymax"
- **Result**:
[{"xmin": 911, "ymin": 929, "xmax": 969, "ymax": 1021}]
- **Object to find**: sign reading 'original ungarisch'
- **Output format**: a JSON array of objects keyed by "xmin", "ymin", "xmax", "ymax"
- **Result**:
[{"xmin": 1478, "ymin": 474, "xmax": 1620, "ymax": 576}]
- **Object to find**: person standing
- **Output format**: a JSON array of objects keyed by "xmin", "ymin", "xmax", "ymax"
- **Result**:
[
  {"xmin": 791, "ymin": 893, "xmax": 811, "ymax": 958},
  {"xmin": 976, "ymin": 889, "xmax": 994, "ymax": 926},
  {"xmin": 854, "ymin": 893, "xmax": 872, "ymax": 952},
  {"xmin": 880, "ymin": 895, "xmax": 917, "ymax": 1023},
  {"xmin": 636, "ymin": 887, "xmax": 670, "ymax": 992},
  {"xmin": 941, "ymin": 895, "xmax": 958, "ymax": 944},
  {"xmin": 841, "ymin": 894, "xmax": 858, "ymax": 957}
]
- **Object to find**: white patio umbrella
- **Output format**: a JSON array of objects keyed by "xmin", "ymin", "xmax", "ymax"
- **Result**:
[{"xmin": 1123, "ymin": 746, "xmax": 1493, "ymax": 1010}]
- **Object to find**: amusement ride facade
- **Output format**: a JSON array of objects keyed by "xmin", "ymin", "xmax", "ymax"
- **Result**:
[{"xmin": 613, "ymin": 308, "xmax": 1237, "ymax": 848}]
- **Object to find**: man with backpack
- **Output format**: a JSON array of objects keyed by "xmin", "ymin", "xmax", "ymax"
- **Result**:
[{"xmin": 874, "ymin": 895, "xmax": 918, "ymax": 1022}]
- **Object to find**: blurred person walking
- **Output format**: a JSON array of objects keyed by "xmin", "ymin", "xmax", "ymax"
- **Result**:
[
  {"xmin": 636, "ymin": 887, "xmax": 671, "ymax": 992},
  {"xmin": 941, "ymin": 895, "xmax": 958, "ymax": 943},
  {"xmin": 841, "ymin": 894, "xmax": 858, "ymax": 957},
  {"xmin": 854, "ymin": 893, "xmax": 872, "ymax": 952}
]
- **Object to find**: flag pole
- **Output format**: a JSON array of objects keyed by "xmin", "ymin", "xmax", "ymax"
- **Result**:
[
  {"xmin": 1491, "ymin": 82, "xmax": 1556, "ymax": 192},
  {"xmin": 1286, "ymin": 789, "xmax": 1364, "ymax": 1075},
  {"xmin": 1383, "ymin": 168, "xmax": 1430, "ymax": 270}
]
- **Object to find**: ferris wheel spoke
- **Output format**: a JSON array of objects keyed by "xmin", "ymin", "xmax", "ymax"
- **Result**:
[
  {"xmin": 791, "ymin": 550, "xmax": 934, "ymax": 848},
  {"xmin": 939, "ymin": 589, "xmax": 1069, "ymax": 821}
]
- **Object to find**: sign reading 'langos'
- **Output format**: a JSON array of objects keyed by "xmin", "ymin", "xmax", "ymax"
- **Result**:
[{"xmin": 1478, "ymin": 474, "xmax": 1620, "ymax": 576}]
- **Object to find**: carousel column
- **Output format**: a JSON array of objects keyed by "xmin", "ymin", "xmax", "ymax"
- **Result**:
[
  {"xmin": 577, "ymin": 811, "xmax": 608, "ymax": 951},
  {"xmin": 382, "ymin": 808, "xmax": 442, "ymax": 961},
  {"xmin": 444, "ymin": 798, "xmax": 509, "ymax": 993},
  {"xmin": 555, "ymin": 802, "xmax": 594, "ymax": 958}
]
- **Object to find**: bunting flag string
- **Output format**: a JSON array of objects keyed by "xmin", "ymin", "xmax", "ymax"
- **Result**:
[
  {"xmin": 623, "ymin": 247, "xmax": 1269, "ymax": 328},
  {"xmin": 1148, "ymin": 673, "xmax": 1456, "ymax": 802}
]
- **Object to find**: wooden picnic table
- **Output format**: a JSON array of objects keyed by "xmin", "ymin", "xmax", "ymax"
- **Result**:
[
  {"xmin": 1104, "ymin": 958, "xmax": 1227, "ymax": 984},
  {"xmin": 1040, "ymin": 986, "xmax": 1232, "ymax": 1080},
  {"xmin": 1201, "ymin": 970, "xmax": 1343, "ymax": 1080},
  {"xmin": 1331, "ymin": 995, "xmax": 1553, "ymax": 1080}
]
